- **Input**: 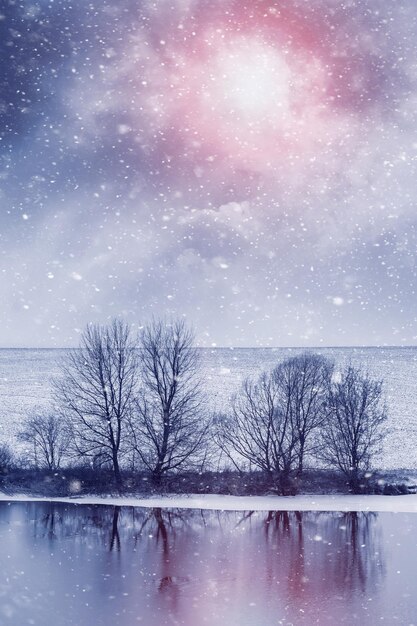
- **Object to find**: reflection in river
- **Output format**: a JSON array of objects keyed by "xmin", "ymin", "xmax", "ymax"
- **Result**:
[{"xmin": 0, "ymin": 502, "xmax": 415, "ymax": 625}]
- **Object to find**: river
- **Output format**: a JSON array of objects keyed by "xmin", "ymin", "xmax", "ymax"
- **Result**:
[{"xmin": 0, "ymin": 501, "xmax": 416, "ymax": 625}]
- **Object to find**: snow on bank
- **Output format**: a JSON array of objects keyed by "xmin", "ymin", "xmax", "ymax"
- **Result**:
[{"xmin": 1, "ymin": 492, "xmax": 417, "ymax": 512}]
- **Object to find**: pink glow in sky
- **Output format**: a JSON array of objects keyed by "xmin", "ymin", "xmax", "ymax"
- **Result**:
[
  {"xmin": 1, "ymin": 0, "xmax": 416, "ymax": 346},
  {"xmin": 132, "ymin": 4, "xmax": 357, "ymax": 178}
]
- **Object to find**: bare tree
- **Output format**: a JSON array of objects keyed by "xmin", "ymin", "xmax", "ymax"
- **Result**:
[
  {"xmin": 54, "ymin": 319, "xmax": 139, "ymax": 488},
  {"xmin": 216, "ymin": 370, "xmax": 299, "ymax": 494},
  {"xmin": 217, "ymin": 353, "xmax": 332, "ymax": 493},
  {"xmin": 131, "ymin": 318, "xmax": 209, "ymax": 482},
  {"xmin": 18, "ymin": 411, "xmax": 69, "ymax": 470},
  {"xmin": 274, "ymin": 353, "xmax": 333, "ymax": 475},
  {"xmin": 319, "ymin": 365, "xmax": 388, "ymax": 492}
]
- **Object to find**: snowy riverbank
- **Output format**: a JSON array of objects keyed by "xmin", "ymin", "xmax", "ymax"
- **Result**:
[{"xmin": 1, "ymin": 492, "xmax": 417, "ymax": 512}]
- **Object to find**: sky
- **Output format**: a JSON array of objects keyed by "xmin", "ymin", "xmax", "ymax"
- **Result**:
[{"xmin": 0, "ymin": 0, "xmax": 416, "ymax": 348}]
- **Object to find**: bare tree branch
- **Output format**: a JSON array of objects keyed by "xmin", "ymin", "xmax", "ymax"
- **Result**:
[
  {"xmin": 131, "ymin": 318, "xmax": 210, "ymax": 481},
  {"xmin": 318, "ymin": 364, "xmax": 388, "ymax": 492},
  {"xmin": 216, "ymin": 353, "xmax": 333, "ymax": 494},
  {"xmin": 18, "ymin": 410, "xmax": 70, "ymax": 470},
  {"xmin": 53, "ymin": 319, "xmax": 140, "ymax": 487}
]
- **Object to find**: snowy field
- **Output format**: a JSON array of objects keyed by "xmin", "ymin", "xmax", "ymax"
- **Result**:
[
  {"xmin": 1, "ymin": 492, "xmax": 417, "ymax": 513},
  {"xmin": 0, "ymin": 346, "xmax": 416, "ymax": 468}
]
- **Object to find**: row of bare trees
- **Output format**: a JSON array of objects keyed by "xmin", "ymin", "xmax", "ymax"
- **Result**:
[
  {"xmin": 15, "ymin": 318, "xmax": 388, "ymax": 494},
  {"xmin": 51, "ymin": 318, "xmax": 208, "ymax": 488},
  {"xmin": 217, "ymin": 354, "xmax": 387, "ymax": 493},
  {"xmin": 216, "ymin": 354, "xmax": 332, "ymax": 493}
]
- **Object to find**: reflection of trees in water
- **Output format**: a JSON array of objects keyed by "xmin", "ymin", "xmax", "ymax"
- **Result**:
[
  {"xmin": 321, "ymin": 511, "xmax": 385, "ymax": 594},
  {"xmin": 33, "ymin": 503, "xmax": 64, "ymax": 541},
  {"xmin": 259, "ymin": 510, "xmax": 385, "ymax": 603},
  {"xmin": 109, "ymin": 506, "xmax": 121, "ymax": 552},
  {"xmin": 263, "ymin": 510, "xmax": 307, "ymax": 599},
  {"xmin": 30, "ymin": 503, "xmax": 197, "ymax": 617},
  {"xmin": 131, "ymin": 507, "xmax": 192, "ymax": 549},
  {"xmin": 30, "ymin": 502, "xmax": 121, "ymax": 550},
  {"xmin": 151, "ymin": 509, "xmax": 185, "ymax": 612},
  {"xmin": 133, "ymin": 508, "xmax": 196, "ymax": 592},
  {"xmin": 127, "ymin": 507, "xmax": 198, "ymax": 617},
  {"xmin": 29, "ymin": 502, "xmax": 197, "ymax": 556},
  {"xmin": 27, "ymin": 503, "xmax": 385, "ymax": 614}
]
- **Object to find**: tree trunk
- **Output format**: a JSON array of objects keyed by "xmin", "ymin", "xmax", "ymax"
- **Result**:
[
  {"xmin": 348, "ymin": 469, "xmax": 362, "ymax": 493},
  {"xmin": 277, "ymin": 470, "xmax": 297, "ymax": 496},
  {"xmin": 297, "ymin": 437, "xmax": 305, "ymax": 477},
  {"xmin": 112, "ymin": 453, "xmax": 122, "ymax": 491},
  {"xmin": 152, "ymin": 467, "xmax": 164, "ymax": 489}
]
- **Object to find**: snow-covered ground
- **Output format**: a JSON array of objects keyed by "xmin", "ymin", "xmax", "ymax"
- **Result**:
[
  {"xmin": 1, "ymin": 346, "xmax": 417, "ymax": 467},
  {"xmin": 1, "ymin": 492, "xmax": 417, "ymax": 512}
]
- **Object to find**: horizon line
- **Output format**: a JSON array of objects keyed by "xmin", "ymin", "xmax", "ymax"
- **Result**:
[{"xmin": 0, "ymin": 344, "xmax": 415, "ymax": 350}]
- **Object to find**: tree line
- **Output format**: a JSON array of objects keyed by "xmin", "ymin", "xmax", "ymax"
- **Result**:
[{"xmin": 10, "ymin": 318, "xmax": 388, "ymax": 494}]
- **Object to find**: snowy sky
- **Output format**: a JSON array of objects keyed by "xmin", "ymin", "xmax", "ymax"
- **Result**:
[{"xmin": 1, "ymin": 0, "xmax": 416, "ymax": 347}]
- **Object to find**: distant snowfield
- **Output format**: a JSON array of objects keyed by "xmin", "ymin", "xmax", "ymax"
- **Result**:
[
  {"xmin": 1, "ymin": 346, "xmax": 417, "ymax": 469},
  {"xmin": 1, "ymin": 492, "xmax": 417, "ymax": 512}
]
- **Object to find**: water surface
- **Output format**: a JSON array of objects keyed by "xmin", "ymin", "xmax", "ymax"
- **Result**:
[{"xmin": 0, "ymin": 502, "xmax": 416, "ymax": 625}]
